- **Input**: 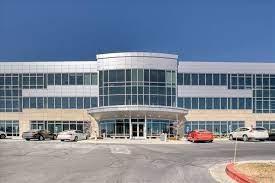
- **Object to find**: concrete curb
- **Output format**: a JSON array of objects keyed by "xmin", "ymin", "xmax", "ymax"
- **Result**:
[{"xmin": 225, "ymin": 163, "xmax": 256, "ymax": 183}]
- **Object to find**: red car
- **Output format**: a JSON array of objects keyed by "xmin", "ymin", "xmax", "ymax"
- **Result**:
[{"xmin": 187, "ymin": 130, "xmax": 214, "ymax": 143}]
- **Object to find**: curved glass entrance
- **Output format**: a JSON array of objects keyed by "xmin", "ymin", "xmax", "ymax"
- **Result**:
[{"xmin": 99, "ymin": 118, "xmax": 175, "ymax": 139}]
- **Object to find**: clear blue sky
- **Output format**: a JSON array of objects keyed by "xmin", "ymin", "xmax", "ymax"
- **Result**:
[{"xmin": 0, "ymin": 0, "xmax": 274, "ymax": 62}]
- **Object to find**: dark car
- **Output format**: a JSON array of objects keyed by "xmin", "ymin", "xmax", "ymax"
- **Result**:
[
  {"xmin": 269, "ymin": 129, "xmax": 275, "ymax": 141},
  {"xmin": 22, "ymin": 130, "xmax": 57, "ymax": 141}
]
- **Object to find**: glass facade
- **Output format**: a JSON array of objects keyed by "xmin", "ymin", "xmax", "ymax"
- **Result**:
[
  {"xmin": 99, "ymin": 69, "xmax": 176, "ymax": 107},
  {"xmin": 178, "ymin": 73, "xmax": 275, "ymax": 113},
  {"xmin": 23, "ymin": 97, "xmax": 97, "ymax": 109},
  {"xmin": 99, "ymin": 118, "xmax": 175, "ymax": 138},
  {"xmin": 0, "ymin": 72, "xmax": 98, "ymax": 112},
  {"xmin": 30, "ymin": 121, "xmax": 90, "ymax": 134},
  {"xmin": 253, "ymin": 74, "xmax": 275, "ymax": 113},
  {"xmin": 184, "ymin": 121, "xmax": 245, "ymax": 136},
  {"xmin": 0, "ymin": 74, "xmax": 22, "ymax": 112},
  {"xmin": 178, "ymin": 97, "xmax": 252, "ymax": 110},
  {"xmin": 0, "ymin": 120, "xmax": 19, "ymax": 136},
  {"xmin": 256, "ymin": 121, "xmax": 275, "ymax": 130}
]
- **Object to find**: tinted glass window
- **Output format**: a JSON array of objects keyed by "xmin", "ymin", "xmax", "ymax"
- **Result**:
[
  {"xmin": 213, "ymin": 74, "xmax": 220, "ymax": 85},
  {"xmin": 191, "ymin": 74, "xmax": 198, "ymax": 85},
  {"xmin": 55, "ymin": 74, "xmax": 61, "ymax": 85},
  {"xmin": 199, "ymin": 74, "xmax": 205, "ymax": 85},
  {"xmin": 62, "ymin": 74, "xmax": 69, "ymax": 85},
  {"xmin": 184, "ymin": 74, "xmax": 191, "ymax": 85},
  {"xmin": 206, "ymin": 74, "xmax": 212, "ymax": 85},
  {"xmin": 48, "ymin": 74, "xmax": 54, "ymax": 85}
]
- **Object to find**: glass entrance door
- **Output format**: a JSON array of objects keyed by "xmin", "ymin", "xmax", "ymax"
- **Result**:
[
  {"xmin": 132, "ymin": 123, "xmax": 144, "ymax": 138},
  {"xmin": 139, "ymin": 124, "xmax": 144, "ymax": 137}
]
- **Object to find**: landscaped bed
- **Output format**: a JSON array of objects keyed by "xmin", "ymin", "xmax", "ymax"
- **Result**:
[{"xmin": 234, "ymin": 162, "xmax": 275, "ymax": 183}]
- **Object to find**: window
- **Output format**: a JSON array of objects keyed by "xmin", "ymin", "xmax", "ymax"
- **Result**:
[
  {"xmin": 84, "ymin": 73, "xmax": 91, "ymax": 85},
  {"xmin": 221, "ymin": 98, "xmax": 227, "ymax": 109},
  {"xmin": 84, "ymin": 97, "xmax": 90, "ymax": 108},
  {"xmin": 184, "ymin": 74, "xmax": 191, "ymax": 85},
  {"xmin": 213, "ymin": 74, "xmax": 220, "ymax": 85},
  {"xmin": 191, "ymin": 74, "xmax": 198, "ymax": 85},
  {"xmin": 245, "ymin": 98, "xmax": 252, "ymax": 109},
  {"xmin": 77, "ymin": 97, "xmax": 83, "ymax": 109},
  {"xmin": 184, "ymin": 97, "xmax": 191, "ymax": 109},
  {"xmin": 191, "ymin": 98, "xmax": 198, "ymax": 109},
  {"xmin": 206, "ymin": 98, "xmax": 213, "ymax": 109},
  {"xmin": 62, "ymin": 97, "xmax": 69, "ymax": 109},
  {"xmin": 62, "ymin": 74, "xmax": 69, "ymax": 85},
  {"xmin": 48, "ymin": 74, "xmax": 54, "ymax": 85},
  {"xmin": 239, "ymin": 98, "xmax": 245, "ymax": 109},
  {"xmin": 76, "ymin": 73, "xmax": 83, "ymax": 85},
  {"xmin": 55, "ymin": 74, "xmax": 61, "ymax": 85},
  {"xmin": 37, "ymin": 97, "xmax": 43, "ymax": 108},
  {"xmin": 214, "ymin": 98, "xmax": 220, "ymax": 109},
  {"xmin": 199, "ymin": 74, "xmax": 205, "ymax": 85},
  {"xmin": 30, "ymin": 97, "xmax": 37, "ymax": 108},
  {"xmin": 232, "ymin": 98, "xmax": 238, "ymax": 109},
  {"xmin": 177, "ymin": 73, "xmax": 183, "ymax": 85},
  {"xmin": 55, "ymin": 97, "xmax": 61, "ymax": 108},
  {"xmin": 69, "ymin": 73, "xmax": 76, "ymax": 85},
  {"xmin": 91, "ymin": 73, "xmax": 97, "ymax": 85},
  {"xmin": 220, "ymin": 74, "xmax": 227, "ymax": 85},
  {"xmin": 48, "ymin": 97, "xmax": 54, "ymax": 108},
  {"xmin": 69, "ymin": 97, "xmax": 76, "ymax": 108},
  {"xmin": 199, "ymin": 98, "xmax": 205, "ymax": 109},
  {"xmin": 206, "ymin": 74, "xmax": 212, "ymax": 85}
]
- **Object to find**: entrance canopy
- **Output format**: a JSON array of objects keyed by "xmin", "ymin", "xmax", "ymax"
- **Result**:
[{"xmin": 88, "ymin": 106, "xmax": 188, "ymax": 121}]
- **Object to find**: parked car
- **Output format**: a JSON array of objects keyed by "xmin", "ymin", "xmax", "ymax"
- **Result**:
[
  {"xmin": 22, "ymin": 130, "xmax": 57, "ymax": 141},
  {"xmin": 229, "ymin": 127, "xmax": 269, "ymax": 142},
  {"xmin": 0, "ymin": 131, "xmax": 6, "ymax": 139},
  {"xmin": 269, "ymin": 129, "xmax": 275, "ymax": 141},
  {"xmin": 57, "ymin": 130, "xmax": 88, "ymax": 142},
  {"xmin": 187, "ymin": 130, "xmax": 214, "ymax": 143}
]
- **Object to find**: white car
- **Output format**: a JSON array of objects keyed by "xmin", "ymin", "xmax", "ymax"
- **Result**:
[
  {"xmin": 229, "ymin": 127, "xmax": 269, "ymax": 141},
  {"xmin": 57, "ymin": 130, "xmax": 88, "ymax": 142},
  {"xmin": 0, "ymin": 131, "xmax": 6, "ymax": 139}
]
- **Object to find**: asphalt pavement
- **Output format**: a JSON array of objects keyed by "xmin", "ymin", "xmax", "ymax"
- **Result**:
[{"xmin": 0, "ymin": 140, "xmax": 275, "ymax": 183}]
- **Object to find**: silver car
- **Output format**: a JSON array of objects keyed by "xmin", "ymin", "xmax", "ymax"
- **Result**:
[
  {"xmin": 229, "ymin": 127, "xmax": 269, "ymax": 141},
  {"xmin": 0, "ymin": 131, "xmax": 6, "ymax": 139},
  {"xmin": 57, "ymin": 130, "xmax": 88, "ymax": 142}
]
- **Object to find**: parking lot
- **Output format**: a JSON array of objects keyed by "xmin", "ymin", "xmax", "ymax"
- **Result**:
[{"xmin": 0, "ymin": 139, "xmax": 275, "ymax": 183}]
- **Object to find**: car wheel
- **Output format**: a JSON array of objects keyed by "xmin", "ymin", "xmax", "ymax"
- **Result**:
[
  {"xmin": 61, "ymin": 139, "xmax": 65, "ymax": 142},
  {"xmin": 39, "ymin": 135, "xmax": 44, "ymax": 141},
  {"xmin": 52, "ymin": 135, "xmax": 57, "ymax": 140},
  {"xmin": 0, "ymin": 134, "xmax": 5, "ymax": 139},
  {"xmin": 229, "ymin": 135, "xmax": 233, "ymax": 141},
  {"xmin": 74, "ymin": 136, "xmax": 78, "ymax": 142},
  {"xmin": 243, "ymin": 135, "xmax": 248, "ymax": 142},
  {"xmin": 26, "ymin": 139, "xmax": 30, "ymax": 141},
  {"xmin": 86, "ymin": 136, "xmax": 88, "ymax": 140},
  {"xmin": 208, "ymin": 140, "xmax": 213, "ymax": 143}
]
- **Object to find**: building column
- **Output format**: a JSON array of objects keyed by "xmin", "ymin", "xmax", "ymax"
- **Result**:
[
  {"xmin": 129, "ymin": 117, "xmax": 132, "ymax": 139},
  {"xmin": 144, "ymin": 113, "xmax": 147, "ymax": 139}
]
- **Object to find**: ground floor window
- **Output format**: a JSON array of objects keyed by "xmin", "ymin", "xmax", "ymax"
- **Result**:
[
  {"xmin": 256, "ymin": 121, "xmax": 275, "ymax": 130},
  {"xmin": 184, "ymin": 121, "xmax": 245, "ymax": 136},
  {"xmin": 0, "ymin": 120, "xmax": 19, "ymax": 136},
  {"xmin": 30, "ymin": 121, "xmax": 90, "ymax": 134}
]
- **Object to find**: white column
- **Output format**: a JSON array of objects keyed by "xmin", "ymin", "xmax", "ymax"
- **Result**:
[
  {"xmin": 129, "ymin": 117, "xmax": 132, "ymax": 139},
  {"xmin": 144, "ymin": 114, "xmax": 147, "ymax": 139}
]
